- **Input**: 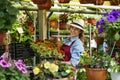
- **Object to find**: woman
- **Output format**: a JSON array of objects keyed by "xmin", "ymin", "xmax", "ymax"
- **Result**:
[{"xmin": 61, "ymin": 19, "xmax": 84, "ymax": 67}]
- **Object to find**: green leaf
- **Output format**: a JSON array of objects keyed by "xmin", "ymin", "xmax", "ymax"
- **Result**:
[{"xmin": 114, "ymin": 32, "xmax": 120, "ymax": 41}]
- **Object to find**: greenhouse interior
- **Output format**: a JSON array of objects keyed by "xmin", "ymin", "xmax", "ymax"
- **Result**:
[{"xmin": 0, "ymin": 0, "xmax": 120, "ymax": 80}]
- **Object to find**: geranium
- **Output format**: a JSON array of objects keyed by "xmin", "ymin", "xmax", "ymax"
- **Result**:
[
  {"xmin": 33, "ymin": 61, "xmax": 75, "ymax": 80},
  {"xmin": 0, "ymin": 55, "xmax": 29, "ymax": 80},
  {"xmin": 96, "ymin": 9, "xmax": 120, "ymax": 41}
]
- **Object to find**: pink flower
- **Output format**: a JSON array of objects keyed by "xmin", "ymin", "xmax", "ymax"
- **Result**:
[{"xmin": 0, "ymin": 59, "xmax": 11, "ymax": 68}]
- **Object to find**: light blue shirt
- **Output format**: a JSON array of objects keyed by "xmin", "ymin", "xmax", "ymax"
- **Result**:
[{"xmin": 64, "ymin": 36, "xmax": 84, "ymax": 67}]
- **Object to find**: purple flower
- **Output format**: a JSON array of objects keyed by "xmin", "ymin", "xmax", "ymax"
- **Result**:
[
  {"xmin": 103, "ymin": 12, "xmax": 109, "ymax": 17},
  {"xmin": 96, "ymin": 18, "xmax": 105, "ymax": 28},
  {"xmin": 0, "ymin": 57, "xmax": 3, "ymax": 60},
  {"xmin": 107, "ymin": 14, "xmax": 116, "ymax": 22},
  {"xmin": 0, "ymin": 59, "xmax": 11, "ymax": 68},
  {"xmin": 98, "ymin": 26, "xmax": 105, "ymax": 33},
  {"xmin": 14, "ymin": 60, "xmax": 27, "ymax": 73},
  {"xmin": 110, "ymin": 9, "xmax": 120, "ymax": 19},
  {"xmin": 21, "ymin": 68, "xmax": 27, "ymax": 73}
]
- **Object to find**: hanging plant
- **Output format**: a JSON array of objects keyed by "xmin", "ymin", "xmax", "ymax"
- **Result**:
[
  {"xmin": 32, "ymin": 0, "xmax": 47, "ymax": 4},
  {"xmin": 79, "ymin": 0, "xmax": 104, "ymax": 5},
  {"xmin": 58, "ymin": 0, "xmax": 70, "ymax": 3},
  {"xmin": 37, "ymin": 0, "xmax": 52, "ymax": 10}
]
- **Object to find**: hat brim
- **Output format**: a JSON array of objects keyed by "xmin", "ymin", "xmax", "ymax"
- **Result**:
[{"xmin": 67, "ymin": 23, "xmax": 84, "ymax": 31}]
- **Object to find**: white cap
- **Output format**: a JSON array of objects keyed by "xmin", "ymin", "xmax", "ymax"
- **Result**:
[{"xmin": 67, "ymin": 19, "xmax": 84, "ymax": 31}]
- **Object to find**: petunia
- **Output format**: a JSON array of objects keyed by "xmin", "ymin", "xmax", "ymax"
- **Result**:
[
  {"xmin": 98, "ymin": 26, "xmax": 105, "ymax": 33},
  {"xmin": 107, "ymin": 14, "xmax": 116, "ymax": 22},
  {"xmin": 110, "ymin": 9, "xmax": 120, "ymax": 19}
]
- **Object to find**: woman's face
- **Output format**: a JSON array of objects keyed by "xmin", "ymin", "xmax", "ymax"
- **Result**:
[{"xmin": 69, "ymin": 26, "xmax": 81, "ymax": 37}]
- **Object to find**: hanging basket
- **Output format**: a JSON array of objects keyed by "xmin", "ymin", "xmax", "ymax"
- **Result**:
[
  {"xmin": 58, "ymin": 0, "xmax": 70, "ymax": 3},
  {"xmin": 59, "ymin": 22, "xmax": 67, "ymax": 30},
  {"xmin": 79, "ymin": 0, "xmax": 104, "ymax": 5},
  {"xmin": 37, "ymin": 0, "xmax": 52, "ymax": 10},
  {"xmin": 32, "ymin": 0, "xmax": 47, "ymax": 4},
  {"xmin": 85, "ymin": 68, "xmax": 107, "ymax": 80}
]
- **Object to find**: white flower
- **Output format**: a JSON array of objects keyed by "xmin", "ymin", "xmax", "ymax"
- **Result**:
[
  {"xmin": 110, "ymin": 61, "xmax": 116, "ymax": 66},
  {"xmin": 107, "ymin": 68, "xmax": 111, "ymax": 72}
]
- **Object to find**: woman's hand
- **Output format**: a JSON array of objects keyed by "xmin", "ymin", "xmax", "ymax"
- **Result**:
[{"xmin": 60, "ymin": 61, "xmax": 72, "ymax": 65}]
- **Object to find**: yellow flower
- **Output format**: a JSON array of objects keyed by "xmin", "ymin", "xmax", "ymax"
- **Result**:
[
  {"xmin": 49, "ymin": 63, "xmax": 59, "ymax": 72},
  {"xmin": 44, "ymin": 61, "xmax": 51, "ymax": 69},
  {"xmin": 33, "ymin": 67, "xmax": 40, "ymax": 75},
  {"xmin": 66, "ymin": 70, "xmax": 71, "ymax": 73}
]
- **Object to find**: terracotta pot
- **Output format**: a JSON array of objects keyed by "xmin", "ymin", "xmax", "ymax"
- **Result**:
[
  {"xmin": 59, "ymin": 22, "xmax": 67, "ymax": 30},
  {"xmin": 37, "ymin": 0, "xmax": 52, "ymax": 10},
  {"xmin": 58, "ymin": 0, "xmax": 70, "ymax": 3},
  {"xmin": 87, "ymin": 18, "xmax": 96, "ymax": 26},
  {"xmin": 79, "ymin": 0, "xmax": 104, "ymax": 5},
  {"xmin": 0, "ymin": 31, "xmax": 6, "ymax": 45},
  {"xmin": 85, "ymin": 68, "xmax": 107, "ymax": 80},
  {"xmin": 110, "ymin": 0, "xmax": 119, "ymax": 5},
  {"xmin": 32, "ymin": 0, "xmax": 47, "ymax": 4}
]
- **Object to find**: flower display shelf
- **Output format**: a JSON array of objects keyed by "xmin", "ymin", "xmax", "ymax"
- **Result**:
[
  {"xmin": 9, "ymin": 43, "xmax": 35, "ymax": 59},
  {"xmin": 52, "ymin": 77, "xmax": 74, "ymax": 80}
]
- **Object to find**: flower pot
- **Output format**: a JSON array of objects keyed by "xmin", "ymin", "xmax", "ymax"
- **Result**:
[
  {"xmin": 79, "ymin": 0, "xmax": 104, "ymax": 5},
  {"xmin": 85, "ymin": 68, "xmax": 107, "ymax": 80},
  {"xmin": 32, "ymin": 0, "xmax": 47, "ymax": 4},
  {"xmin": 37, "ymin": 0, "xmax": 52, "ymax": 10},
  {"xmin": 59, "ymin": 22, "xmax": 67, "ymax": 30},
  {"xmin": 58, "ymin": 0, "xmax": 70, "ymax": 3},
  {"xmin": 110, "ymin": 72, "xmax": 120, "ymax": 80}
]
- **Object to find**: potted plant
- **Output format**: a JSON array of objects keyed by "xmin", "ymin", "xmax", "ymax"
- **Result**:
[
  {"xmin": 32, "ymin": 61, "xmax": 75, "ymax": 80},
  {"xmin": 58, "ymin": 0, "xmax": 70, "ymax": 3},
  {"xmin": 0, "ymin": 54, "xmax": 29, "ymax": 80},
  {"xmin": 79, "ymin": 0, "xmax": 104, "ymax": 5},
  {"xmin": 37, "ymin": 0, "xmax": 52, "ymax": 10},
  {"xmin": 30, "ymin": 39, "xmax": 64, "ymax": 60},
  {"xmin": 58, "ymin": 13, "xmax": 68, "ymax": 30},
  {"xmin": 96, "ymin": 9, "xmax": 120, "ymax": 45},
  {"xmin": 79, "ymin": 50, "xmax": 111, "ymax": 80},
  {"xmin": 0, "ymin": 0, "xmax": 18, "ymax": 45},
  {"xmin": 108, "ymin": 52, "xmax": 120, "ymax": 80},
  {"xmin": 49, "ymin": 13, "xmax": 58, "ymax": 29}
]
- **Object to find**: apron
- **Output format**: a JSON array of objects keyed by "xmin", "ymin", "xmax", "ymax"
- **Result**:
[{"xmin": 61, "ymin": 41, "xmax": 75, "ymax": 61}]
